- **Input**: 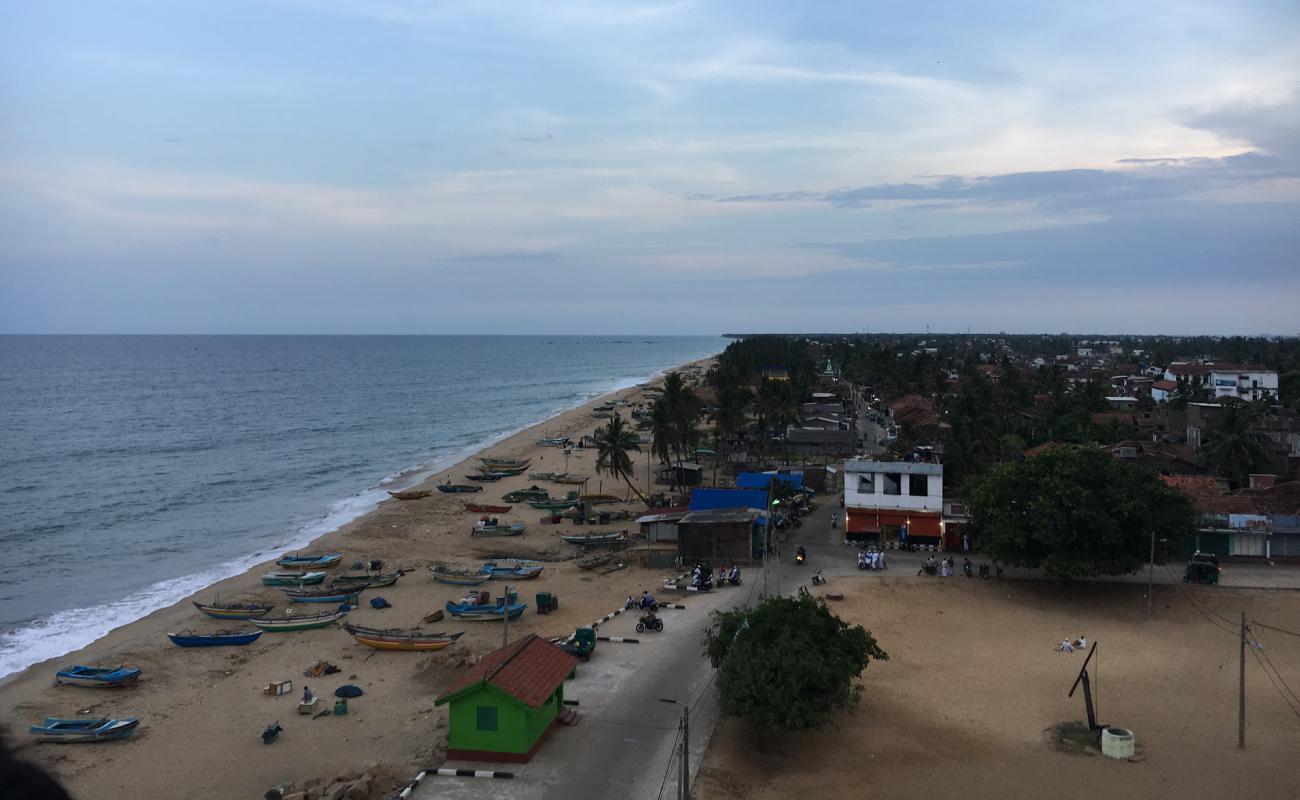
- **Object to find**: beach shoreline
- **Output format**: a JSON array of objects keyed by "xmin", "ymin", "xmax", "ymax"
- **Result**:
[{"xmin": 0, "ymin": 353, "xmax": 717, "ymax": 799}]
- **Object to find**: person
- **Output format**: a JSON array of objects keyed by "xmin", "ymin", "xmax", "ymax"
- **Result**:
[
  {"xmin": 812, "ymin": 570, "xmax": 826, "ymax": 585},
  {"xmin": 640, "ymin": 590, "xmax": 656, "ymax": 609},
  {"xmin": 857, "ymin": 550, "xmax": 867, "ymax": 569},
  {"xmin": 302, "ymin": 685, "xmax": 314, "ymax": 703},
  {"xmin": 626, "ymin": 595, "xmax": 636, "ymax": 610},
  {"xmin": 940, "ymin": 558, "xmax": 952, "ymax": 577},
  {"xmin": 1060, "ymin": 639, "xmax": 1074, "ymax": 653},
  {"xmin": 831, "ymin": 513, "xmax": 838, "ymax": 529},
  {"xmin": 876, "ymin": 550, "xmax": 886, "ymax": 570},
  {"xmin": 962, "ymin": 533, "xmax": 970, "ymax": 553},
  {"xmin": 963, "ymin": 557, "xmax": 973, "ymax": 577},
  {"xmin": 1075, "ymin": 636, "xmax": 1087, "ymax": 650}
]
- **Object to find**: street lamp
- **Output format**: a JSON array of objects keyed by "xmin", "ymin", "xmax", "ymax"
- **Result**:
[{"xmin": 659, "ymin": 698, "xmax": 690, "ymax": 800}]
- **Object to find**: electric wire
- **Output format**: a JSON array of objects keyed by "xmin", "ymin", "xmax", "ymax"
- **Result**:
[
  {"xmin": 1250, "ymin": 620, "xmax": 1300, "ymax": 639},
  {"xmin": 1247, "ymin": 628, "xmax": 1300, "ymax": 710},
  {"xmin": 1248, "ymin": 642, "xmax": 1300, "ymax": 722},
  {"xmin": 655, "ymin": 726, "xmax": 683, "ymax": 800},
  {"xmin": 1161, "ymin": 565, "xmax": 1238, "ymax": 636}
]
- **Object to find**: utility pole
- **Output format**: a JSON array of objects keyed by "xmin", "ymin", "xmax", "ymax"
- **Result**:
[
  {"xmin": 1239, "ymin": 610, "xmax": 1246, "ymax": 750},
  {"xmin": 762, "ymin": 479, "xmax": 774, "ymax": 599},
  {"xmin": 680, "ymin": 703, "xmax": 690, "ymax": 800},
  {"xmin": 502, "ymin": 584, "xmax": 511, "ymax": 648}
]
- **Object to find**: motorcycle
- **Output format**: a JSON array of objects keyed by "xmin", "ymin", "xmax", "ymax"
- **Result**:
[
  {"xmin": 794, "ymin": 547, "xmax": 807, "ymax": 565},
  {"xmin": 635, "ymin": 612, "xmax": 664, "ymax": 633},
  {"xmin": 721, "ymin": 565, "xmax": 742, "ymax": 586},
  {"xmin": 917, "ymin": 561, "xmax": 938, "ymax": 576},
  {"xmin": 962, "ymin": 560, "xmax": 974, "ymax": 578},
  {"xmin": 811, "ymin": 571, "xmax": 827, "ymax": 586}
]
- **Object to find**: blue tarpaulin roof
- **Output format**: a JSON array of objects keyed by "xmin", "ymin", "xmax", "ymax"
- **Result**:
[
  {"xmin": 689, "ymin": 488, "xmax": 768, "ymax": 512},
  {"xmin": 735, "ymin": 472, "xmax": 804, "ymax": 490}
]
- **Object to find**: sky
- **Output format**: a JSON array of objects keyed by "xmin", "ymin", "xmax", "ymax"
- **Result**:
[{"xmin": 1, "ymin": 0, "xmax": 1297, "ymax": 335}]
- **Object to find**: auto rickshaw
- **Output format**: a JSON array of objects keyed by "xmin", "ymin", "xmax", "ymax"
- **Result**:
[{"xmin": 1183, "ymin": 553, "xmax": 1221, "ymax": 585}]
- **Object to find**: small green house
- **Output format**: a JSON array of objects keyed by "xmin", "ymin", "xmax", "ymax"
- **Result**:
[{"xmin": 435, "ymin": 634, "xmax": 578, "ymax": 762}]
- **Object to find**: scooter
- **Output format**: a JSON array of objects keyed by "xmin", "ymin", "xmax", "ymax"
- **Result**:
[
  {"xmin": 811, "ymin": 571, "xmax": 827, "ymax": 586},
  {"xmin": 794, "ymin": 547, "xmax": 807, "ymax": 565}
]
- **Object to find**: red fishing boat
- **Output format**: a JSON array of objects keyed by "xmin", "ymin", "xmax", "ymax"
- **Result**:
[{"xmin": 464, "ymin": 503, "xmax": 512, "ymax": 514}]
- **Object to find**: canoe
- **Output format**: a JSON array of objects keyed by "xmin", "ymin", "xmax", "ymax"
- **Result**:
[
  {"xmin": 535, "ymin": 438, "xmax": 569, "ymax": 447},
  {"xmin": 167, "ymin": 629, "xmax": 263, "ymax": 647},
  {"xmin": 471, "ymin": 522, "xmax": 526, "ymax": 537},
  {"xmin": 262, "ymin": 570, "xmax": 328, "ymax": 586},
  {"xmin": 464, "ymin": 473, "xmax": 504, "ymax": 482},
  {"xmin": 436, "ymin": 483, "xmax": 483, "ymax": 493},
  {"xmin": 388, "ymin": 489, "xmax": 433, "ymax": 501},
  {"xmin": 552, "ymin": 475, "xmax": 590, "ymax": 485},
  {"xmin": 249, "ymin": 608, "xmax": 349, "ymax": 632},
  {"xmin": 480, "ymin": 457, "xmax": 530, "ymax": 468},
  {"xmin": 488, "ymin": 466, "xmax": 528, "ymax": 476},
  {"xmin": 193, "ymin": 600, "xmax": 275, "ymax": 620},
  {"xmin": 559, "ymin": 532, "xmax": 627, "ymax": 546},
  {"xmin": 282, "ymin": 587, "xmax": 360, "ymax": 604},
  {"xmin": 579, "ymin": 494, "xmax": 622, "ymax": 505},
  {"xmin": 429, "ymin": 565, "xmax": 492, "ymax": 586},
  {"xmin": 55, "ymin": 665, "xmax": 142, "ymax": 688},
  {"xmin": 527, "ymin": 471, "xmax": 560, "ymax": 480},
  {"xmin": 464, "ymin": 503, "xmax": 512, "ymax": 514},
  {"xmin": 276, "ymin": 552, "xmax": 343, "ymax": 570},
  {"xmin": 29, "ymin": 717, "xmax": 140, "ymax": 743},
  {"xmin": 330, "ymin": 571, "xmax": 401, "ymax": 589},
  {"xmin": 529, "ymin": 498, "xmax": 579, "ymax": 510},
  {"xmin": 344, "ymin": 625, "xmax": 464, "ymax": 652},
  {"xmin": 444, "ymin": 601, "xmax": 528, "ymax": 621},
  {"xmin": 481, "ymin": 563, "xmax": 544, "ymax": 580},
  {"xmin": 503, "ymin": 487, "xmax": 550, "ymax": 502}
]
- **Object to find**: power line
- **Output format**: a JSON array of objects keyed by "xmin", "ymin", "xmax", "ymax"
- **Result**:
[
  {"xmin": 584, "ymin": 715, "xmax": 678, "ymax": 731},
  {"xmin": 655, "ymin": 727, "xmax": 683, "ymax": 800},
  {"xmin": 1251, "ymin": 620, "xmax": 1300, "ymax": 639},
  {"xmin": 1248, "ymin": 628, "xmax": 1300, "ymax": 710},
  {"xmin": 1161, "ymin": 565, "xmax": 1239, "ymax": 636},
  {"xmin": 1248, "ymin": 642, "xmax": 1300, "ymax": 723}
]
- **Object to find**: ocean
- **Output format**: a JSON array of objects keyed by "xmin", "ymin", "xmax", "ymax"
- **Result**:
[{"xmin": 0, "ymin": 335, "xmax": 723, "ymax": 678}]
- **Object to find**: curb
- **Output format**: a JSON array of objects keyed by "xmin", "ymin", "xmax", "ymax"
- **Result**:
[
  {"xmin": 596, "ymin": 635, "xmax": 639, "ymax": 643},
  {"xmin": 395, "ymin": 768, "xmax": 515, "ymax": 797}
]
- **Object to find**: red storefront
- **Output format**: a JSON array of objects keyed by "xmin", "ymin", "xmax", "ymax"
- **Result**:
[{"xmin": 846, "ymin": 508, "xmax": 942, "ymax": 545}]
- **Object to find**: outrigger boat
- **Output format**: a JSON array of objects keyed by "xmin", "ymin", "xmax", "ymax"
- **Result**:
[
  {"xmin": 30, "ymin": 717, "xmax": 140, "ymax": 743},
  {"xmin": 552, "ymin": 475, "xmax": 589, "ymax": 485},
  {"xmin": 529, "ymin": 497, "xmax": 579, "ymax": 510},
  {"xmin": 330, "ymin": 570, "xmax": 402, "ymax": 589},
  {"xmin": 559, "ymin": 531, "xmax": 628, "ymax": 546},
  {"xmin": 282, "ymin": 587, "xmax": 360, "ymax": 604},
  {"xmin": 503, "ymin": 486, "xmax": 550, "ymax": 502},
  {"xmin": 481, "ymin": 562, "xmax": 544, "ymax": 580},
  {"xmin": 471, "ymin": 520, "xmax": 526, "ymax": 537},
  {"xmin": 343, "ymin": 625, "xmax": 464, "ymax": 652},
  {"xmin": 388, "ymin": 489, "xmax": 433, "ymax": 500},
  {"xmin": 193, "ymin": 600, "xmax": 275, "ymax": 620},
  {"xmin": 464, "ymin": 502, "xmax": 512, "ymax": 514},
  {"xmin": 445, "ymin": 591, "xmax": 527, "ymax": 621},
  {"xmin": 480, "ymin": 457, "xmax": 531, "ymax": 468},
  {"xmin": 429, "ymin": 564, "xmax": 492, "ymax": 586},
  {"xmin": 54, "ymin": 665, "xmax": 142, "ymax": 688},
  {"xmin": 249, "ymin": 608, "xmax": 349, "ymax": 632},
  {"xmin": 527, "ymin": 471, "xmax": 560, "ymax": 480},
  {"xmin": 464, "ymin": 472, "xmax": 504, "ymax": 482},
  {"xmin": 535, "ymin": 437, "xmax": 569, "ymax": 447},
  {"xmin": 167, "ymin": 629, "xmax": 262, "ymax": 647},
  {"xmin": 262, "ymin": 570, "xmax": 328, "ymax": 587},
  {"xmin": 579, "ymin": 494, "xmax": 622, "ymax": 505},
  {"xmin": 276, "ymin": 552, "xmax": 343, "ymax": 570},
  {"xmin": 436, "ymin": 483, "xmax": 483, "ymax": 493}
]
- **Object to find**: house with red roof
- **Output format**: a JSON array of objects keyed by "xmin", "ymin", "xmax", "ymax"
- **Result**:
[{"xmin": 435, "ymin": 634, "xmax": 578, "ymax": 762}]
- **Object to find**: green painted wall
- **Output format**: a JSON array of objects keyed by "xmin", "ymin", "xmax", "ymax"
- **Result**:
[{"xmin": 444, "ymin": 683, "xmax": 562, "ymax": 755}]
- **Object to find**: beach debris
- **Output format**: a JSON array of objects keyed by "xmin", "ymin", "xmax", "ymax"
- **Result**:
[
  {"xmin": 422, "ymin": 609, "xmax": 445, "ymax": 624},
  {"xmin": 369, "ymin": 597, "xmax": 391, "ymax": 610},
  {"xmin": 264, "ymin": 780, "xmax": 294, "ymax": 799},
  {"xmin": 264, "ymin": 679, "xmax": 294, "ymax": 696},
  {"xmin": 304, "ymin": 661, "xmax": 340, "ymax": 677},
  {"xmin": 313, "ymin": 707, "xmax": 332, "ymax": 719},
  {"xmin": 334, "ymin": 684, "xmax": 364, "ymax": 698},
  {"xmin": 261, "ymin": 721, "xmax": 283, "ymax": 745}
]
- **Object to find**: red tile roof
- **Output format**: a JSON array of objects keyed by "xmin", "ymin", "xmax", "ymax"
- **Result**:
[
  {"xmin": 436, "ymin": 634, "xmax": 577, "ymax": 708},
  {"xmin": 1161, "ymin": 475, "xmax": 1224, "ymax": 496},
  {"xmin": 1023, "ymin": 442, "xmax": 1065, "ymax": 458},
  {"xmin": 1153, "ymin": 380, "xmax": 1177, "ymax": 391},
  {"xmin": 1191, "ymin": 495, "xmax": 1261, "ymax": 515}
]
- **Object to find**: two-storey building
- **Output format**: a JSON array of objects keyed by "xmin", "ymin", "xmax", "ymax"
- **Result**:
[{"xmin": 842, "ymin": 459, "xmax": 943, "ymax": 547}]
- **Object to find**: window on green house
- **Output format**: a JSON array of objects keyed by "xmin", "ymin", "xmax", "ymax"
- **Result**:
[{"xmin": 476, "ymin": 706, "xmax": 498, "ymax": 731}]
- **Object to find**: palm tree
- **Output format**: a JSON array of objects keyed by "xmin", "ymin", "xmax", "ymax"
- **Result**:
[
  {"xmin": 593, "ymin": 412, "xmax": 649, "ymax": 503},
  {"xmin": 660, "ymin": 371, "xmax": 703, "ymax": 479},
  {"xmin": 711, "ymin": 385, "xmax": 752, "ymax": 483},
  {"xmin": 1200, "ymin": 401, "xmax": 1272, "ymax": 488},
  {"xmin": 650, "ymin": 398, "xmax": 678, "ymax": 491},
  {"xmin": 757, "ymin": 379, "xmax": 800, "ymax": 464}
]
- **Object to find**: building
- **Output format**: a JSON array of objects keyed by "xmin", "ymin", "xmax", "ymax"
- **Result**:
[
  {"xmin": 657, "ymin": 462, "xmax": 703, "ymax": 486},
  {"xmin": 1207, "ymin": 364, "xmax": 1279, "ymax": 402},
  {"xmin": 842, "ymin": 460, "xmax": 944, "ymax": 546},
  {"xmin": 1151, "ymin": 379, "xmax": 1178, "ymax": 403},
  {"xmin": 636, "ymin": 506, "xmax": 688, "ymax": 543},
  {"xmin": 434, "ymin": 634, "xmax": 578, "ymax": 762},
  {"xmin": 689, "ymin": 487, "xmax": 768, "ymax": 511},
  {"xmin": 677, "ymin": 508, "xmax": 764, "ymax": 563}
]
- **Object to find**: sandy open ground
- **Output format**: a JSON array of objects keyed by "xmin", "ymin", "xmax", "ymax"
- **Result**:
[
  {"xmin": 0, "ymin": 357, "xmax": 714, "ymax": 799},
  {"xmin": 696, "ymin": 575, "xmax": 1300, "ymax": 799}
]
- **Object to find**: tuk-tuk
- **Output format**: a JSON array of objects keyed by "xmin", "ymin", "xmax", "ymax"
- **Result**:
[
  {"xmin": 562, "ymin": 627, "xmax": 596, "ymax": 661},
  {"xmin": 1184, "ymin": 553, "xmax": 1221, "ymax": 585}
]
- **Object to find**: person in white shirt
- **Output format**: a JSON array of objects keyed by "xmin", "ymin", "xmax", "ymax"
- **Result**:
[
  {"xmin": 1060, "ymin": 639, "xmax": 1074, "ymax": 653},
  {"xmin": 1075, "ymin": 636, "xmax": 1087, "ymax": 650}
]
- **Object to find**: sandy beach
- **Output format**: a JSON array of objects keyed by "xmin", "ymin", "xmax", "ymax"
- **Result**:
[{"xmin": 0, "ymin": 356, "xmax": 715, "ymax": 800}]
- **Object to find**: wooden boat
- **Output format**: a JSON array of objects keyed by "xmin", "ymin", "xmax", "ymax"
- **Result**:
[
  {"xmin": 481, "ymin": 563, "xmax": 544, "ymax": 580},
  {"xmin": 167, "ymin": 629, "xmax": 262, "ymax": 647},
  {"xmin": 464, "ymin": 503, "xmax": 512, "ymax": 513},
  {"xmin": 552, "ymin": 475, "xmax": 589, "ymax": 485},
  {"xmin": 276, "ymin": 552, "xmax": 343, "ymax": 570},
  {"xmin": 282, "ymin": 587, "xmax": 360, "ymax": 603},
  {"xmin": 444, "ymin": 595, "xmax": 528, "ymax": 621},
  {"xmin": 429, "ymin": 564, "xmax": 492, "ymax": 586},
  {"xmin": 579, "ymin": 494, "xmax": 622, "ymax": 505},
  {"xmin": 54, "ymin": 665, "xmax": 142, "ymax": 688},
  {"xmin": 422, "ymin": 609, "xmax": 445, "ymax": 624},
  {"xmin": 527, "ymin": 471, "xmax": 560, "ymax": 480},
  {"xmin": 249, "ymin": 608, "xmax": 349, "ymax": 632},
  {"xmin": 529, "ymin": 497, "xmax": 579, "ymax": 510},
  {"xmin": 576, "ymin": 553, "xmax": 614, "ymax": 570},
  {"xmin": 29, "ymin": 717, "xmax": 140, "ymax": 743},
  {"xmin": 471, "ymin": 521, "xmax": 526, "ymax": 537},
  {"xmin": 193, "ymin": 600, "xmax": 275, "ymax": 620},
  {"xmin": 464, "ymin": 472, "xmax": 503, "ymax": 482},
  {"xmin": 436, "ymin": 483, "xmax": 483, "ymax": 493},
  {"xmin": 262, "ymin": 570, "xmax": 328, "ymax": 586},
  {"xmin": 535, "ymin": 437, "xmax": 569, "ymax": 447},
  {"xmin": 488, "ymin": 465, "xmax": 528, "ymax": 476},
  {"xmin": 480, "ymin": 457, "xmax": 530, "ymax": 468},
  {"xmin": 388, "ymin": 489, "xmax": 433, "ymax": 500},
  {"xmin": 330, "ymin": 570, "xmax": 401, "ymax": 589},
  {"xmin": 559, "ymin": 531, "xmax": 627, "ymax": 546},
  {"xmin": 343, "ymin": 625, "xmax": 464, "ymax": 652},
  {"xmin": 503, "ymin": 486, "xmax": 550, "ymax": 502}
]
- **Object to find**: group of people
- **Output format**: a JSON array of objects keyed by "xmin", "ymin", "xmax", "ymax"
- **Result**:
[
  {"xmin": 1058, "ymin": 636, "xmax": 1088, "ymax": 653},
  {"xmin": 856, "ymin": 549, "xmax": 887, "ymax": 570},
  {"xmin": 626, "ymin": 590, "xmax": 657, "ymax": 610}
]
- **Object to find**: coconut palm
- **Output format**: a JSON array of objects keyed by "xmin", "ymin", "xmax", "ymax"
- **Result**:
[
  {"xmin": 1199, "ymin": 401, "xmax": 1272, "ymax": 488},
  {"xmin": 593, "ymin": 412, "xmax": 648, "ymax": 503}
]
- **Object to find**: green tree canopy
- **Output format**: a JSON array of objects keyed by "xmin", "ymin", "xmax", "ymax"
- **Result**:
[
  {"xmin": 967, "ymin": 446, "xmax": 1194, "ymax": 580},
  {"xmin": 703, "ymin": 594, "xmax": 888, "ymax": 731},
  {"xmin": 592, "ymin": 412, "xmax": 647, "ymax": 503}
]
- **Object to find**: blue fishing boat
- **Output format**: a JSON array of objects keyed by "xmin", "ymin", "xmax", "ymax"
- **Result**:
[
  {"xmin": 445, "ymin": 590, "xmax": 527, "ymax": 621},
  {"xmin": 481, "ymin": 562, "xmax": 544, "ymax": 580},
  {"xmin": 54, "ymin": 665, "xmax": 142, "ymax": 688},
  {"xmin": 167, "ymin": 629, "xmax": 263, "ymax": 647},
  {"xmin": 29, "ymin": 717, "xmax": 140, "ymax": 743},
  {"xmin": 261, "ymin": 570, "xmax": 328, "ymax": 586},
  {"xmin": 275, "ymin": 552, "xmax": 343, "ymax": 570}
]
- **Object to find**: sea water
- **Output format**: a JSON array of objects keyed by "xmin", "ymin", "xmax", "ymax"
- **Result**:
[{"xmin": 0, "ymin": 335, "xmax": 723, "ymax": 678}]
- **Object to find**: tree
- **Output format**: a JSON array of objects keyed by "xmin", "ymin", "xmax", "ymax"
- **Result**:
[
  {"xmin": 1199, "ymin": 401, "xmax": 1272, "ymax": 488},
  {"xmin": 967, "ymin": 447, "xmax": 1194, "ymax": 580},
  {"xmin": 592, "ymin": 412, "xmax": 648, "ymax": 503},
  {"xmin": 703, "ymin": 594, "xmax": 888, "ymax": 731},
  {"xmin": 711, "ymin": 384, "xmax": 752, "ymax": 483}
]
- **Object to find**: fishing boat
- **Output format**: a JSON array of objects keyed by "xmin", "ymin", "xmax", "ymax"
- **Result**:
[
  {"xmin": 503, "ymin": 486, "xmax": 550, "ymax": 502},
  {"xmin": 436, "ymin": 483, "xmax": 483, "ymax": 493},
  {"xmin": 579, "ymin": 494, "xmax": 622, "ymax": 505},
  {"xmin": 464, "ymin": 503, "xmax": 512, "ymax": 514},
  {"xmin": 445, "ymin": 591, "xmax": 528, "ymax": 621},
  {"xmin": 388, "ymin": 489, "xmax": 433, "ymax": 500},
  {"xmin": 552, "ymin": 475, "xmax": 589, "ymax": 485},
  {"xmin": 249, "ymin": 608, "xmax": 349, "ymax": 632},
  {"xmin": 167, "ymin": 629, "xmax": 263, "ymax": 647},
  {"xmin": 529, "ymin": 497, "xmax": 579, "ymax": 510},
  {"xmin": 29, "ymin": 717, "xmax": 140, "ymax": 743},
  {"xmin": 193, "ymin": 600, "xmax": 275, "ymax": 620},
  {"xmin": 488, "ymin": 465, "xmax": 529, "ymax": 476},
  {"xmin": 343, "ymin": 625, "xmax": 464, "ymax": 652},
  {"xmin": 275, "ymin": 552, "xmax": 343, "ymax": 570},
  {"xmin": 535, "ymin": 437, "xmax": 569, "ymax": 447},
  {"xmin": 282, "ymin": 587, "xmax": 360, "ymax": 604},
  {"xmin": 330, "ymin": 570, "xmax": 402, "ymax": 589},
  {"xmin": 471, "ymin": 521, "xmax": 526, "ymax": 537},
  {"xmin": 464, "ymin": 472, "xmax": 503, "ymax": 482},
  {"xmin": 481, "ymin": 562, "xmax": 544, "ymax": 580},
  {"xmin": 54, "ymin": 665, "xmax": 142, "ymax": 688},
  {"xmin": 262, "ymin": 570, "xmax": 328, "ymax": 587},
  {"xmin": 480, "ymin": 457, "xmax": 530, "ymax": 468},
  {"xmin": 559, "ymin": 531, "xmax": 628, "ymax": 546},
  {"xmin": 429, "ymin": 564, "xmax": 492, "ymax": 586},
  {"xmin": 526, "ymin": 471, "xmax": 559, "ymax": 480}
]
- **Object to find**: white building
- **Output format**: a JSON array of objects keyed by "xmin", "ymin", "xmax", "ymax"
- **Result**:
[
  {"xmin": 1207, "ymin": 365, "xmax": 1279, "ymax": 402},
  {"xmin": 842, "ymin": 460, "xmax": 943, "ymax": 545}
]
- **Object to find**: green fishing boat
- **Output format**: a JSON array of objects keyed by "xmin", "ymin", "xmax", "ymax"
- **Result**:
[{"xmin": 529, "ymin": 498, "xmax": 579, "ymax": 510}]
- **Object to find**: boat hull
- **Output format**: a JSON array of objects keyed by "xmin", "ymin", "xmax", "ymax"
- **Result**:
[
  {"xmin": 444, "ymin": 602, "xmax": 527, "ymax": 621},
  {"xmin": 55, "ymin": 666, "xmax": 142, "ymax": 688},
  {"xmin": 275, "ymin": 553, "xmax": 343, "ymax": 570},
  {"xmin": 193, "ymin": 601, "xmax": 275, "ymax": 620},
  {"xmin": 262, "ymin": 571, "xmax": 328, "ymax": 586},
  {"xmin": 30, "ymin": 717, "xmax": 140, "ymax": 743},
  {"xmin": 168, "ymin": 631, "xmax": 263, "ymax": 647},
  {"xmin": 429, "ymin": 567, "xmax": 491, "ymax": 586},
  {"xmin": 249, "ymin": 610, "xmax": 349, "ymax": 632}
]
